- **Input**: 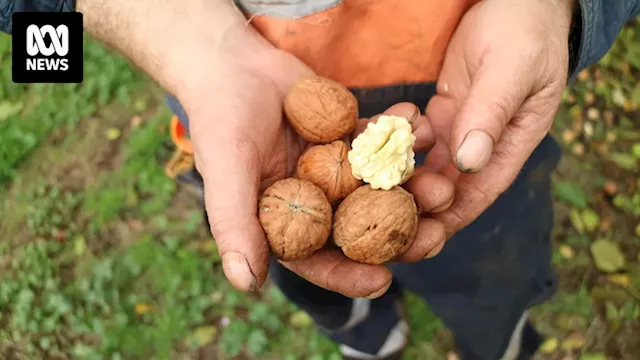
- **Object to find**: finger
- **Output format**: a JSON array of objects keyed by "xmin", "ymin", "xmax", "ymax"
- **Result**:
[
  {"xmin": 394, "ymin": 218, "xmax": 446, "ymax": 262},
  {"xmin": 353, "ymin": 103, "xmax": 435, "ymax": 152},
  {"xmin": 404, "ymin": 169, "xmax": 455, "ymax": 213},
  {"xmin": 279, "ymin": 248, "xmax": 393, "ymax": 299},
  {"xmin": 449, "ymin": 54, "xmax": 533, "ymax": 173},
  {"xmin": 194, "ymin": 136, "xmax": 269, "ymax": 293},
  {"xmin": 435, "ymin": 102, "xmax": 556, "ymax": 236}
]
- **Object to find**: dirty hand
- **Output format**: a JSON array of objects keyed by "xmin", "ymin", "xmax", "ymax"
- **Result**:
[
  {"xmin": 182, "ymin": 25, "xmax": 451, "ymax": 298},
  {"xmin": 415, "ymin": 0, "xmax": 575, "ymax": 246}
]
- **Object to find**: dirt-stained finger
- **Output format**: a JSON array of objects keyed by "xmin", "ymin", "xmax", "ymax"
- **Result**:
[
  {"xmin": 393, "ymin": 218, "xmax": 446, "ymax": 262},
  {"xmin": 279, "ymin": 248, "xmax": 393, "ymax": 299},
  {"xmin": 404, "ymin": 169, "xmax": 455, "ymax": 213}
]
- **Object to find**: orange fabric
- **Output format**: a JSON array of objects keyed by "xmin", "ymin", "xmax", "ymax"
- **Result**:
[
  {"xmin": 250, "ymin": 0, "xmax": 480, "ymax": 88},
  {"xmin": 170, "ymin": 115, "xmax": 193, "ymax": 155}
]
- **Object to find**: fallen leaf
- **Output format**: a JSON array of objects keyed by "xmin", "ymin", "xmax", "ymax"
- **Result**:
[
  {"xmin": 570, "ymin": 209, "xmax": 585, "ymax": 233},
  {"xmin": 135, "ymin": 302, "xmax": 153, "ymax": 315},
  {"xmin": 446, "ymin": 352, "xmax": 461, "ymax": 360},
  {"xmin": 607, "ymin": 274, "xmax": 630, "ymax": 287},
  {"xmin": 610, "ymin": 152, "xmax": 638, "ymax": 171},
  {"xmin": 185, "ymin": 326, "xmax": 217, "ymax": 348},
  {"xmin": 106, "ymin": 127, "xmax": 121, "ymax": 140},
  {"xmin": 572, "ymin": 143, "xmax": 585, "ymax": 156},
  {"xmin": 74, "ymin": 236, "xmax": 86, "ymax": 256},
  {"xmin": 539, "ymin": 338, "xmax": 558, "ymax": 354},
  {"xmin": 581, "ymin": 209, "xmax": 600, "ymax": 232},
  {"xmin": 590, "ymin": 239, "xmax": 625, "ymax": 273},
  {"xmin": 130, "ymin": 115, "xmax": 142, "ymax": 128},
  {"xmin": 289, "ymin": 311, "xmax": 314, "ymax": 328},
  {"xmin": 559, "ymin": 245, "xmax": 574, "ymax": 259},
  {"xmin": 562, "ymin": 129, "xmax": 577, "ymax": 144},
  {"xmin": 554, "ymin": 181, "xmax": 588, "ymax": 208},
  {"xmin": 603, "ymin": 181, "xmax": 618, "ymax": 196},
  {"xmin": 0, "ymin": 100, "xmax": 24, "ymax": 121},
  {"xmin": 561, "ymin": 332, "xmax": 585, "ymax": 351},
  {"xmin": 612, "ymin": 88, "xmax": 626, "ymax": 108},
  {"xmin": 632, "ymin": 143, "xmax": 640, "ymax": 159},
  {"xmin": 579, "ymin": 353, "xmax": 606, "ymax": 360}
]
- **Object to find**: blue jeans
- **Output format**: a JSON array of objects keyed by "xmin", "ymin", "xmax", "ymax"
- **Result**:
[{"xmin": 166, "ymin": 82, "xmax": 561, "ymax": 359}]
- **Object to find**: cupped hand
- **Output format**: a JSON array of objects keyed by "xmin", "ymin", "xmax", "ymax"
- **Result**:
[
  {"xmin": 414, "ymin": 0, "xmax": 575, "ymax": 246},
  {"xmin": 179, "ymin": 25, "xmax": 453, "ymax": 298}
]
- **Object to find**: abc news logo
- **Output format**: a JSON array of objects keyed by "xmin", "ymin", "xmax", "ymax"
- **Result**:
[
  {"xmin": 12, "ymin": 12, "xmax": 83, "ymax": 83},
  {"xmin": 26, "ymin": 24, "xmax": 70, "ymax": 71}
]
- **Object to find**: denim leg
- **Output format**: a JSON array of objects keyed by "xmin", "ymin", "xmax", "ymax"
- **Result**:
[{"xmin": 388, "ymin": 134, "xmax": 561, "ymax": 359}]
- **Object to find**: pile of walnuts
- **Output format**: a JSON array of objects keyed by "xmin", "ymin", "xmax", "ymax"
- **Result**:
[{"xmin": 258, "ymin": 76, "xmax": 419, "ymax": 265}]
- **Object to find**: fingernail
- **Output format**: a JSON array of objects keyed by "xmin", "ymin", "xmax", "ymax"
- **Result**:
[
  {"xmin": 408, "ymin": 106, "xmax": 420, "ymax": 124},
  {"xmin": 424, "ymin": 242, "xmax": 445, "ymax": 259},
  {"xmin": 455, "ymin": 130, "xmax": 494, "ymax": 173},
  {"xmin": 222, "ymin": 252, "xmax": 256, "ymax": 292},
  {"xmin": 364, "ymin": 279, "xmax": 392, "ymax": 299}
]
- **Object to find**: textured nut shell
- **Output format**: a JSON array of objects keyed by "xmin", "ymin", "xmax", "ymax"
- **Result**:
[
  {"xmin": 258, "ymin": 178, "xmax": 333, "ymax": 261},
  {"xmin": 333, "ymin": 185, "xmax": 419, "ymax": 265},
  {"xmin": 284, "ymin": 76, "xmax": 358, "ymax": 143},
  {"xmin": 295, "ymin": 140, "xmax": 362, "ymax": 204}
]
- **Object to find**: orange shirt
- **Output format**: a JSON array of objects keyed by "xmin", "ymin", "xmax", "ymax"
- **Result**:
[{"xmin": 243, "ymin": 0, "xmax": 480, "ymax": 88}]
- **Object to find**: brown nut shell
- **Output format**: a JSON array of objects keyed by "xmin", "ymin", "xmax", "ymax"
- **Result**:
[
  {"xmin": 333, "ymin": 185, "xmax": 419, "ymax": 265},
  {"xmin": 284, "ymin": 76, "xmax": 358, "ymax": 143},
  {"xmin": 295, "ymin": 140, "xmax": 362, "ymax": 205},
  {"xmin": 258, "ymin": 178, "xmax": 333, "ymax": 261}
]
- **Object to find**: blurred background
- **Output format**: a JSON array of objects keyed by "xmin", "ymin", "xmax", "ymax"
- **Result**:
[{"xmin": 0, "ymin": 16, "xmax": 639, "ymax": 360}]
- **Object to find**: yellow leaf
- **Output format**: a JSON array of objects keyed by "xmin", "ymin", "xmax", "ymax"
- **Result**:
[
  {"xmin": 590, "ymin": 239, "xmax": 626, "ymax": 273},
  {"xmin": 74, "ymin": 236, "xmax": 86, "ymax": 256},
  {"xmin": 539, "ymin": 338, "xmax": 558, "ymax": 354},
  {"xmin": 559, "ymin": 245, "xmax": 574, "ymax": 259},
  {"xmin": 135, "ymin": 302, "xmax": 153, "ymax": 315},
  {"xmin": 561, "ymin": 332, "xmax": 585, "ymax": 351},
  {"xmin": 185, "ymin": 326, "xmax": 217, "ymax": 348},
  {"xmin": 106, "ymin": 127, "xmax": 121, "ymax": 140},
  {"xmin": 607, "ymin": 274, "xmax": 629, "ymax": 287}
]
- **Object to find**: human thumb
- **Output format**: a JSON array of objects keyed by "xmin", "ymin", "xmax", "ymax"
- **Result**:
[
  {"xmin": 192, "ymin": 132, "xmax": 269, "ymax": 293},
  {"xmin": 449, "ymin": 55, "xmax": 533, "ymax": 173}
]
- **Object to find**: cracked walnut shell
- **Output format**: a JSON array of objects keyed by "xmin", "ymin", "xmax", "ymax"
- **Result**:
[
  {"xmin": 258, "ymin": 178, "xmax": 333, "ymax": 261},
  {"xmin": 333, "ymin": 185, "xmax": 419, "ymax": 265},
  {"xmin": 284, "ymin": 76, "xmax": 358, "ymax": 143},
  {"xmin": 295, "ymin": 140, "xmax": 362, "ymax": 205}
]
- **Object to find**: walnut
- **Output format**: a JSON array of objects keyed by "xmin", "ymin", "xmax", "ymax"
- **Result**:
[
  {"xmin": 295, "ymin": 140, "xmax": 362, "ymax": 205},
  {"xmin": 332, "ymin": 185, "xmax": 419, "ymax": 265},
  {"xmin": 258, "ymin": 178, "xmax": 333, "ymax": 261},
  {"xmin": 284, "ymin": 76, "xmax": 358, "ymax": 144},
  {"xmin": 349, "ymin": 115, "xmax": 416, "ymax": 190}
]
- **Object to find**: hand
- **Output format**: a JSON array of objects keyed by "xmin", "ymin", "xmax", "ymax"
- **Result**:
[
  {"xmin": 415, "ymin": 0, "xmax": 575, "ymax": 244},
  {"xmin": 180, "ymin": 25, "xmax": 453, "ymax": 298}
]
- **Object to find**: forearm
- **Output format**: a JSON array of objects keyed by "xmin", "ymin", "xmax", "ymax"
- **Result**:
[{"xmin": 77, "ymin": 0, "xmax": 250, "ymax": 96}]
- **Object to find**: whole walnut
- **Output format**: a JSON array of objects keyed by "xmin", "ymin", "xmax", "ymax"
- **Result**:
[
  {"xmin": 333, "ymin": 185, "xmax": 419, "ymax": 265},
  {"xmin": 258, "ymin": 178, "xmax": 333, "ymax": 261},
  {"xmin": 284, "ymin": 76, "xmax": 358, "ymax": 143},
  {"xmin": 295, "ymin": 140, "xmax": 362, "ymax": 205}
]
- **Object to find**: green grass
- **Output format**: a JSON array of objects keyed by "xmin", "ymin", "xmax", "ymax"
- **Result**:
[{"xmin": 1, "ymin": 17, "xmax": 640, "ymax": 360}]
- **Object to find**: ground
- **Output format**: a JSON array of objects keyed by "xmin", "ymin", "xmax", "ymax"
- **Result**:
[{"xmin": 0, "ymin": 17, "xmax": 639, "ymax": 360}]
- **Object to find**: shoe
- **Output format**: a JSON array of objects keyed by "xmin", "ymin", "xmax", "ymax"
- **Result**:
[{"xmin": 339, "ymin": 300, "xmax": 409, "ymax": 360}]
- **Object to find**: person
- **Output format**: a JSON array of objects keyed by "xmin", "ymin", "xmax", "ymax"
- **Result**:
[{"xmin": 3, "ymin": 0, "xmax": 639, "ymax": 359}]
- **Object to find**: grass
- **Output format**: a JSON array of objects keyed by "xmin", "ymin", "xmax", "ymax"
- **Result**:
[{"xmin": 1, "ymin": 17, "xmax": 639, "ymax": 360}]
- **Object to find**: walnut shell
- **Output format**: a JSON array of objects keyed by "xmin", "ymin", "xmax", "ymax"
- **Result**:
[
  {"xmin": 295, "ymin": 140, "xmax": 362, "ymax": 205},
  {"xmin": 333, "ymin": 185, "xmax": 419, "ymax": 265},
  {"xmin": 284, "ymin": 76, "xmax": 358, "ymax": 143},
  {"xmin": 258, "ymin": 178, "xmax": 333, "ymax": 261}
]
